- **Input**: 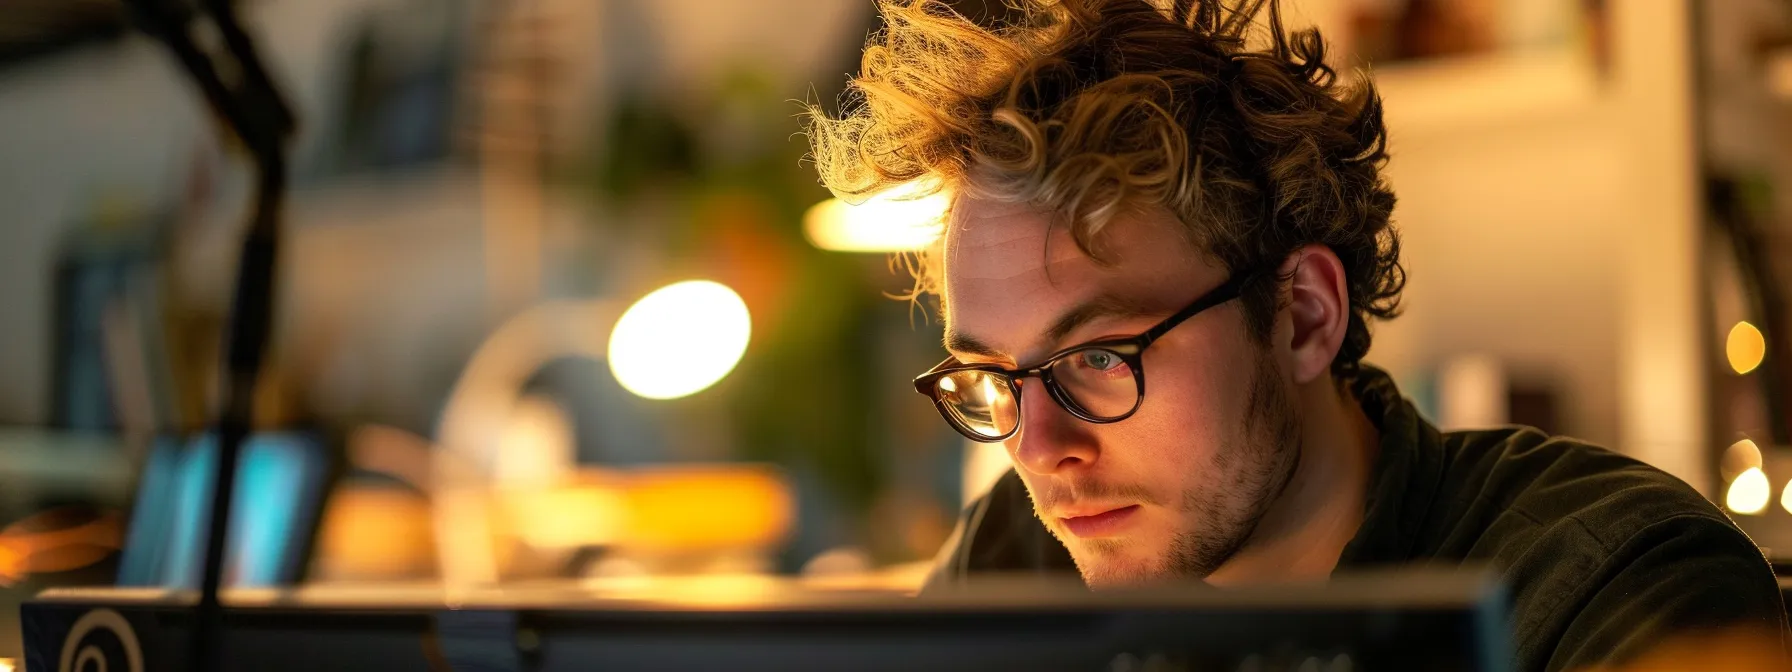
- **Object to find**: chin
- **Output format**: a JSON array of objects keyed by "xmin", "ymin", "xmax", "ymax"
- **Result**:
[{"xmin": 1068, "ymin": 539, "xmax": 1171, "ymax": 589}]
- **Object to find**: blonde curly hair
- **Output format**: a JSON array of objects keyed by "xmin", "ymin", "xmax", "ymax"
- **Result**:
[{"xmin": 806, "ymin": 0, "xmax": 1403, "ymax": 374}]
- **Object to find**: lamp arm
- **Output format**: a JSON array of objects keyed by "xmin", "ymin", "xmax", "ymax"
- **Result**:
[{"xmin": 431, "ymin": 300, "xmax": 617, "ymax": 588}]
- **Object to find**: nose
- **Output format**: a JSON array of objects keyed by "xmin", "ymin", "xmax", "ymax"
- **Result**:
[{"xmin": 1009, "ymin": 380, "xmax": 1100, "ymax": 476}]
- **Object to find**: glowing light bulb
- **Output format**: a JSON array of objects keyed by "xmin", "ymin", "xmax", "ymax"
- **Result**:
[
  {"xmin": 1728, "ymin": 321, "xmax": 1766, "ymax": 375},
  {"xmin": 1727, "ymin": 467, "xmax": 1771, "ymax": 515},
  {"xmin": 803, "ymin": 181, "xmax": 948, "ymax": 252},
  {"xmin": 608, "ymin": 280, "xmax": 751, "ymax": 400}
]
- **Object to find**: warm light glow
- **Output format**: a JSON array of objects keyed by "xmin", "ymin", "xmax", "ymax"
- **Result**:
[
  {"xmin": 494, "ymin": 395, "xmax": 574, "ymax": 486},
  {"xmin": 0, "ymin": 657, "xmax": 15, "ymax": 672},
  {"xmin": 312, "ymin": 487, "xmax": 435, "ymax": 580},
  {"xmin": 493, "ymin": 466, "xmax": 792, "ymax": 552},
  {"xmin": 0, "ymin": 509, "xmax": 122, "ymax": 586},
  {"xmin": 938, "ymin": 376, "xmax": 957, "ymax": 393},
  {"xmin": 621, "ymin": 466, "xmax": 794, "ymax": 551},
  {"xmin": 588, "ymin": 574, "xmax": 784, "ymax": 608},
  {"xmin": 1722, "ymin": 439, "xmax": 1764, "ymax": 481},
  {"xmin": 1728, "ymin": 321, "xmax": 1766, "ymax": 375},
  {"xmin": 803, "ymin": 181, "xmax": 948, "ymax": 252},
  {"xmin": 1727, "ymin": 467, "xmax": 1771, "ymax": 515},
  {"xmin": 1781, "ymin": 477, "xmax": 1792, "ymax": 516},
  {"xmin": 608, "ymin": 281, "xmax": 751, "ymax": 400},
  {"xmin": 501, "ymin": 479, "xmax": 627, "ymax": 549}
]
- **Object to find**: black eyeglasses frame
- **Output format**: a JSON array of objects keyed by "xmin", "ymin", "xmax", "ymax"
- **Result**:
[{"xmin": 912, "ymin": 272, "xmax": 1254, "ymax": 442}]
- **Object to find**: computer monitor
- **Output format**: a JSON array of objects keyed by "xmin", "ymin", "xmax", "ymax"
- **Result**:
[
  {"xmin": 115, "ymin": 431, "xmax": 331, "ymax": 589},
  {"xmin": 24, "ymin": 569, "xmax": 1510, "ymax": 671}
]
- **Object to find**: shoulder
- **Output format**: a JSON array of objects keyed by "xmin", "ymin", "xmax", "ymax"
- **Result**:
[
  {"xmin": 1433, "ymin": 428, "xmax": 1785, "ymax": 669},
  {"xmin": 1436, "ymin": 428, "xmax": 1736, "ymax": 552}
]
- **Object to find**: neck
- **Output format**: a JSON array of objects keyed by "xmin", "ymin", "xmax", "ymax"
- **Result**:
[{"xmin": 1205, "ymin": 374, "xmax": 1379, "ymax": 586}]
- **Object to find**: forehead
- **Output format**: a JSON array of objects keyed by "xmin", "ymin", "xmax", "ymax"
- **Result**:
[{"xmin": 941, "ymin": 196, "xmax": 1219, "ymax": 357}]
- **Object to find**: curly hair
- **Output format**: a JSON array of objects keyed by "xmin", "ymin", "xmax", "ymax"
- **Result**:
[{"xmin": 805, "ymin": 0, "xmax": 1404, "ymax": 375}]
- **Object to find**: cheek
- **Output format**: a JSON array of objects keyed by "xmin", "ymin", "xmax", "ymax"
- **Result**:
[{"xmin": 1104, "ymin": 333, "xmax": 1258, "ymax": 476}]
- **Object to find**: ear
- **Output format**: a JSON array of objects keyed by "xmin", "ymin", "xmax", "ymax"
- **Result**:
[{"xmin": 1279, "ymin": 245, "xmax": 1350, "ymax": 385}]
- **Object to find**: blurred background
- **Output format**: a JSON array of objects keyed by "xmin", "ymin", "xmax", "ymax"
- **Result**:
[{"xmin": 0, "ymin": 0, "xmax": 1787, "ymax": 663}]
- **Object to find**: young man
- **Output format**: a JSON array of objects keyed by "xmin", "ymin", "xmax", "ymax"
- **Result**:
[{"xmin": 806, "ymin": 0, "xmax": 1786, "ymax": 670}]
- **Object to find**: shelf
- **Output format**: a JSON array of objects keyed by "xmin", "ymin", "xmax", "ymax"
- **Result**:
[
  {"xmin": 0, "ymin": 429, "xmax": 132, "ymax": 494},
  {"xmin": 1361, "ymin": 46, "xmax": 1605, "ymax": 138}
]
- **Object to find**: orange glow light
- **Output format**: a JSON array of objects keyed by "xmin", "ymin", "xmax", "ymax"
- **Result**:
[{"xmin": 1728, "ymin": 322, "xmax": 1766, "ymax": 375}]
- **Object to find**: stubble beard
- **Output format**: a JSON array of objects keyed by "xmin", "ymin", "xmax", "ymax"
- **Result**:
[{"xmin": 1068, "ymin": 352, "xmax": 1302, "ymax": 587}]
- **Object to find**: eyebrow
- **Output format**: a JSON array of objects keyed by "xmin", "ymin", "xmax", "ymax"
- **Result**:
[{"xmin": 943, "ymin": 292, "xmax": 1160, "ymax": 363}]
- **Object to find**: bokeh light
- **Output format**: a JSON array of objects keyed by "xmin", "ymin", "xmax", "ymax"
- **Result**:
[
  {"xmin": 1721, "ymin": 438, "xmax": 1764, "ymax": 481},
  {"xmin": 1728, "ymin": 321, "xmax": 1766, "ymax": 375},
  {"xmin": 608, "ymin": 280, "xmax": 751, "ymax": 400},
  {"xmin": 1727, "ymin": 466, "xmax": 1771, "ymax": 515},
  {"xmin": 803, "ymin": 181, "xmax": 948, "ymax": 252}
]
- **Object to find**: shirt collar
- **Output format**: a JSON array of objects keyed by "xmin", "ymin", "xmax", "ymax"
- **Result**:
[{"xmin": 1336, "ymin": 363, "xmax": 1448, "ymax": 566}]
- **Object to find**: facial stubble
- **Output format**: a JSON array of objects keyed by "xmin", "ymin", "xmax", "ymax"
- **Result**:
[{"xmin": 1057, "ymin": 351, "xmax": 1301, "ymax": 585}]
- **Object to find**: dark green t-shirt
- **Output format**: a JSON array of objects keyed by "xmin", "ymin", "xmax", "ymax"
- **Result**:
[{"xmin": 922, "ymin": 365, "xmax": 1788, "ymax": 671}]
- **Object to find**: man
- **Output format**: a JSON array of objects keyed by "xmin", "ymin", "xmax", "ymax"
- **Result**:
[{"xmin": 805, "ymin": 0, "xmax": 1787, "ymax": 670}]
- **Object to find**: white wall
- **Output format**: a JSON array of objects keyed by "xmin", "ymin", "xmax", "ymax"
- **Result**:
[
  {"xmin": 1357, "ymin": 2, "xmax": 1708, "ymax": 492},
  {"xmin": 1372, "ymin": 90, "xmax": 1628, "ymax": 449}
]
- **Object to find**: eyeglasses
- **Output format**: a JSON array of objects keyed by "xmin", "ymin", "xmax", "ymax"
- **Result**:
[{"xmin": 912, "ymin": 274, "xmax": 1251, "ymax": 443}]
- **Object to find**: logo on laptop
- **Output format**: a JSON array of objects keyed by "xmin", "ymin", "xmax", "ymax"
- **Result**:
[{"xmin": 59, "ymin": 608, "xmax": 143, "ymax": 672}]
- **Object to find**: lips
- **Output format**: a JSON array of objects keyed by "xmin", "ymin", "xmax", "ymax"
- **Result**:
[{"xmin": 1057, "ymin": 504, "xmax": 1140, "ymax": 538}]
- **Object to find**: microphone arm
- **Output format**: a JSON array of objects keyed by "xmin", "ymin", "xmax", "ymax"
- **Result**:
[{"xmin": 119, "ymin": 1, "xmax": 293, "ymax": 670}]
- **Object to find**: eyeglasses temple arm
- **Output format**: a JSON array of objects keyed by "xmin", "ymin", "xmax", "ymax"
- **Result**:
[{"xmin": 1138, "ymin": 274, "xmax": 1252, "ymax": 346}]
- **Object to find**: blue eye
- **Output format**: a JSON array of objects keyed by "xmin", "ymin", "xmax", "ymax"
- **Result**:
[{"xmin": 1078, "ymin": 350, "xmax": 1121, "ymax": 371}]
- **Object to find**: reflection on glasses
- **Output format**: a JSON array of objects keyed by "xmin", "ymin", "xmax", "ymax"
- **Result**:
[{"xmin": 913, "ymin": 273, "xmax": 1254, "ymax": 443}]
